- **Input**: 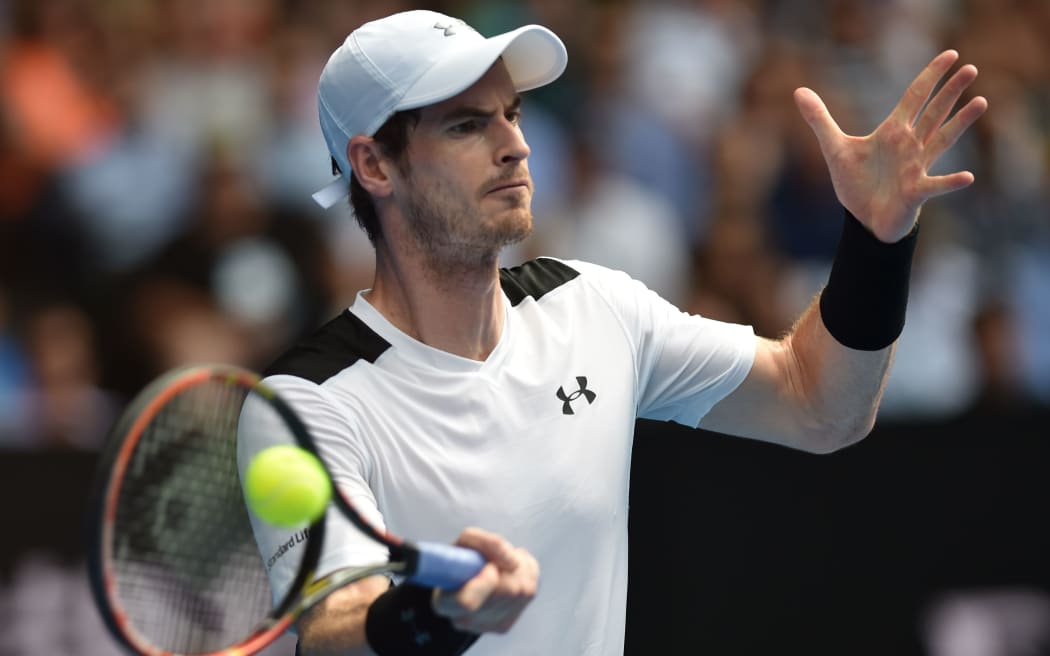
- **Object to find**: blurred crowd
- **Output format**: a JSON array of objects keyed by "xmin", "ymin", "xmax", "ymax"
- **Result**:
[{"xmin": 1, "ymin": 0, "xmax": 1048, "ymax": 450}]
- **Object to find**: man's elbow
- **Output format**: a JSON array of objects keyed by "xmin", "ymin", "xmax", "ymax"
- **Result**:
[{"xmin": 804, "ymin": 410, "xmax": 877, "ymax": 455}]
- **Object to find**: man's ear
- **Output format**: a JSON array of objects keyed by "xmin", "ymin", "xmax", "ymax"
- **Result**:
[{"xmin": 347, "ymin": 136, "xmax": 395, "ymax": 198}]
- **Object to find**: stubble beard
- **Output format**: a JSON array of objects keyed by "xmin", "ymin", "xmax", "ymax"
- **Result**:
[{"xmin": 401, "ymin": 175, "xmax": 533, "ymax": 279}]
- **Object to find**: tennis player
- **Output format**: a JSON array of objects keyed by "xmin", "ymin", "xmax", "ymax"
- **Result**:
[{"xmin": 243, "ymin": 9, "xmax": 986, "ymax": 655}]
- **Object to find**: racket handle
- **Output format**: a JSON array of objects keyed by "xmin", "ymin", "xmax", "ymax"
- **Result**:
[{"xmin": 411, "ymin": 542, "xmax": 486, "ymax": 590}]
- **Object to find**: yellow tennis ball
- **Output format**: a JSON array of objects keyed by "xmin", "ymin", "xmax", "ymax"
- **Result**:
[{"xmin": 244, "ymin": 445, "xmax": 332, "ymax": 528}]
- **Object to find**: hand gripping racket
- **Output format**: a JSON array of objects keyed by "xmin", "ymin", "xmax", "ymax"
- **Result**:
[{"xmin": 87, "ymin": 364, "xmax": 485, "ymax": 656}]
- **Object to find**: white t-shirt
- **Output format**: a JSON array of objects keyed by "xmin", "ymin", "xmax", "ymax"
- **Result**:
[{"xmin": 239, "ymin": 258, "xmax": 755, "ymax": 655}]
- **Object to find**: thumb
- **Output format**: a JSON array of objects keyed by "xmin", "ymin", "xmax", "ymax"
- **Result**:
[{"xmin": 793, "ymin": 87, "xmax": 843, "ymax": 150}]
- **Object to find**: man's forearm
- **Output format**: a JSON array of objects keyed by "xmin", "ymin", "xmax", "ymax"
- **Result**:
[
  {"xmin": 297, "ymin": 575, "xmax": 389, "ymax": 656},
  {"xmin": 783, "ymin": 296, "xmax": 896, "ymax": 450},
  {"xmin": 782, "ymin": 209, "xmax": 918, "ymax": 449}
]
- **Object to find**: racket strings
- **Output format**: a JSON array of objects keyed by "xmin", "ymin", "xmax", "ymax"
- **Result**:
[{"xmin": 110, "ymin": 380, "xmax": 274, "ymax": 653}]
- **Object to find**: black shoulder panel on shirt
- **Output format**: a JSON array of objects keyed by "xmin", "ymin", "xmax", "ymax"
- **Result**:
[
  {"xmin": 499, "ymin": 258, "xmax": 580, "ymax": 306},
  {"xmin": 264, "ymin": 309, "xmax": 390, "ymax": 384}
]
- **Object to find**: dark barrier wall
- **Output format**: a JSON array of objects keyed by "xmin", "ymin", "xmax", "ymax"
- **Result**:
[
  {"xmin": 2, "ymin": 410, "xmax": 1048, "ymax": 655},
  {"xmin": 628, "ymin": 409, "xmax": 1050, "ymax": 655}
]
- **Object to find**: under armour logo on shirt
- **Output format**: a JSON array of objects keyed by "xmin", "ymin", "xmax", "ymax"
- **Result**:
[{"xmin": 556, "ymin": 377, "xmax": 597, "ymax": 415}]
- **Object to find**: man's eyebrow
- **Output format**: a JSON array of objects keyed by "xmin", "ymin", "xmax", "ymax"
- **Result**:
[{"xmin": 439, "ymin": 95, "xmax": 523, "ymax": 123}]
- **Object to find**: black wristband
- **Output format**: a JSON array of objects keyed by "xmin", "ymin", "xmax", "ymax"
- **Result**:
[
  {"xmin": 365, "ymin": 584, "xmax": 479, "ymax": 656},
  {"xmin": 818, "ymin": 209, "xmax": 919, "ymax": 350}
]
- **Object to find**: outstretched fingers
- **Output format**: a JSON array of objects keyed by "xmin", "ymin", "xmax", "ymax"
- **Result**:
[
  {"xmin": 891, "ymin": 50, "xmax": 960, "ymax": 127},
  {"xmin": 924, "ymin": 94, "xmax": 989, "ymax": 165},
  {"xmin": 913, "ymin": 64, "xmax": 979, "ymax": 143},
  {"xmin": 919, "ymin": 170, "xmax": 976, "ymax": 199},
  {"xmin": 794, "ymin": 86, "xmax": 844, "ymax": 151}
]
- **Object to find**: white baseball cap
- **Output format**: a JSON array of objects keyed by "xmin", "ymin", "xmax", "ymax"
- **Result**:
[{"xmin": 312, "ymin": 10, "xmax": 568, "ymax": 209}]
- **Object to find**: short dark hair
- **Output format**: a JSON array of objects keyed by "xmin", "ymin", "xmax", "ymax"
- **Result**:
[{"xmin": 347, "ymin": 109, "xmax": 421, "ymax": 245}]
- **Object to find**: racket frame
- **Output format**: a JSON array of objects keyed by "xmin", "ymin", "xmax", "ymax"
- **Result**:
[
  {"xmin": 88, "ymin": 365, "xmax": 384, "ymax": 655},
  {"xmin": 88, "ymin": 364, "xmax": 468, "ymax": 656}
]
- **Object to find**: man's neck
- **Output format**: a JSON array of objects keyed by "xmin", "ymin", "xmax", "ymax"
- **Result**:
[{"xmin": 365, "ymin": 245, "xmax": 505, "ymax": 362}]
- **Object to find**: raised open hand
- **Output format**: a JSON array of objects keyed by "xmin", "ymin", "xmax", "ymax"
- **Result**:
[{"xmin": 794, "ymin": 50, "xmax": 988, "ymax": 243}]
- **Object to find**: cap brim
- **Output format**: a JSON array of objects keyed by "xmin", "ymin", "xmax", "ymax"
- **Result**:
[
  {"xmin": 312, "ymin": 177, "xmax": 349, "ymax": 209},
  {"xmin": 397, "ymin": 24, "xmax": 567, "ymax": 111}
]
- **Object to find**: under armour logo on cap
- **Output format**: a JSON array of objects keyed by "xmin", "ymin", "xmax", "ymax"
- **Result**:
[{"xmin": 433, "ymin": 20, "xmax": 472, "ymax": 37}]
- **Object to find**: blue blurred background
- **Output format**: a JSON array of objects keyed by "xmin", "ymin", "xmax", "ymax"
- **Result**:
[{"xmin": 0, "ymin": 0, "xmax": 1048, "ymax": 654}]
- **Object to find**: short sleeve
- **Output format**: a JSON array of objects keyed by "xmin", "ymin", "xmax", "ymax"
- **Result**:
[
  {"xmin": 564, "ymin": 260, "xmax": 756, "ymax": 427},
  {"xmin": 237, "ymin": 374, "xmax": 389, "ymax": 607}
]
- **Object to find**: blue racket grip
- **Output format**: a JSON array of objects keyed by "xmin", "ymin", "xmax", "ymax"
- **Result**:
[{"xmin": 410, "ymin": 541, "xmax": 486, "ymax": 590}]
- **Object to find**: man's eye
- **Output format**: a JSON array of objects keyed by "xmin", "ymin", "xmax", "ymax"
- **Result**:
[
  {"xmin": 451, "ymin": 119, "xmax": 480, "ymax": 134},
  {"xmin": 506, "ymin": 111, "xmax": 522, "ymax": 125}
]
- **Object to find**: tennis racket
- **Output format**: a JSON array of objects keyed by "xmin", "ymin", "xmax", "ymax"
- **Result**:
[{"xmin": 87, "ymin": 363, "xmax": 485, "ymax": 656}]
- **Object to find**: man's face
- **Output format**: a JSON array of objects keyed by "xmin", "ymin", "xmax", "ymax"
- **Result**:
[{"xmin": 390, "ymin": 61, "xmax": 533, "ymax": 269}]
